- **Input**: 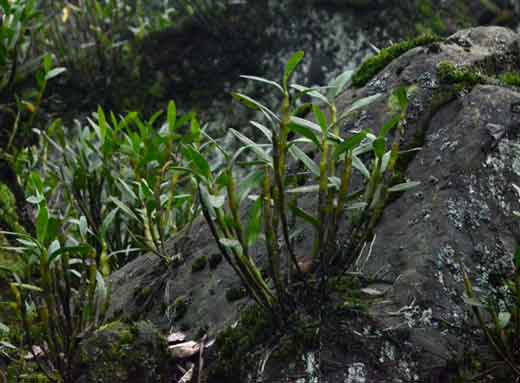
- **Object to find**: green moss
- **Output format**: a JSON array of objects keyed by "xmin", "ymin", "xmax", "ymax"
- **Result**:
[
  {"xmin": 79, "ymin": 321, "xmax": 172, "ymax": 383},
  {"xmin": 191, "ymin": 255, "xmax": 208, "ymax": 272},
  {"xmin": 500, "ymin": 72, "xmax": 520, "ymax": 87},
  {"xmin": 436, "ymin": 61, "xmax": 483, "ymax": 87},
  {"xmin": 225, "ymin": 286, "xmax": 247, "ymax": 302},
  {"xmin": 173, "ymin": 296, "xmax": 188, "ymax": 320},
  {"xmin": 352, "ymin": 34, "xmax": 442, "ymax": 88},
  {"xmin": 208, "ymin": 305, "xmax": 274, "ymax": 381}
]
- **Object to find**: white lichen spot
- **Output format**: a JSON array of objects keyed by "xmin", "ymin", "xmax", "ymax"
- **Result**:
[{"xmin": 346, "ymin": 362, "xmax": 367, "ymax": 383}]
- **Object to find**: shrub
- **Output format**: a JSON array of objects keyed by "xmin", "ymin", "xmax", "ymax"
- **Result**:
[{"xmin": 36, "ymin": 102, "xmax": 200, "ymax": 269}]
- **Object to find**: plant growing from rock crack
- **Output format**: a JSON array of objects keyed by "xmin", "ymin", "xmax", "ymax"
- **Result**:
[{"xmin": 181, "ymin": 51, "xmax": 415, "ymax": 319}]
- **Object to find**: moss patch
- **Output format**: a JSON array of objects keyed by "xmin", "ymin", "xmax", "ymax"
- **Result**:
[
  {"xmin": 208, "ymin": 305, "xmax": 274, "ymax": 381},
  {"xmin": 352, "ymin": 34, "xmax": 442, "ymax": 88},
  {"xmin": 436, "ymin": 61, "xmax": 483, "ymax": 86},
  {"xmin": 173, "ymin": 296, "xmax": 188, "ymax": 320},
  {"xmin": 500, "ymin": 72, "xmax": 520, "ymax": 87},
  {"xmin": 78, "ymin": 321, "xmax": 173, "ymax": 383},
  {"xmin": 191, "ymin": 255, "xmax": 208, "ymax": 272}
]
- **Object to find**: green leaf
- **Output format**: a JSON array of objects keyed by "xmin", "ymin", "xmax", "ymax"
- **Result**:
[
  {"xmin": 11, "ymin": 283, "xmax": 43, "ymax": 293},
  {"xmin": 240, "ymin": 75, "xmax": 284, "ymax": 93},
  {"xmin": 101, "ymin": 207, "xmax": 119, "ymax": 238},
  {"xmin": 379, "ymin": 114, "xmax": 401, "ymax": 138},
  {"xmin": 373, "ymin": 137, "xmax": 385, "ymax": 159},
  {"xmin": 327, "ymin": 69, "xmax": 354, "ymax": 100},
  {"xmin": 79, "ymin": 216, "xmax": 88, "ymax": 238},
  {"xmin": 110, "ymin": 197, "xmax": 139, "ymax": 221},
  {"xmin": 346, "ymin": 202, "xmax": 368, "ymax": 210},
  {"xmin": 231, "ymin": 93, "xmax": 278, "ymax": 122},
  {"xmin": 283, "ymin": 51, "xmax": 305, "ymax": 91},
  {"xmin": 290, "ymin": 204, "xmax": 319, "ymax": 228},
  {"xmin": 394, "ymin": 86, "xmax": 409, "ymax": 110},
  {"xmin": 388, "ymin": 181, "xmax": 421, "ymax": 193},
  {"xmin": 230, "ymin": 129, "xmax": 272, "ymax": 165},
  {"xmin": 208, "ymin": 193, "xmax": 226, "ymax": 209},
  {"xmin": 246, "ymin": 197, "xmax": 263, "ymax": 246},
  {"xmin": 333, "ymin": 131, "xmax": 367, "ymax": 159},
  {"xmin": 45, "ymin": 67, "xmax": 66, "ymax": 81},
  {"xmin": 167, "ymin": 101, "xmax": 177, "ymax": 133},
  {"xmin": 36, "ymin": 205, "xmax": 48, "ymax": 244},
  {"xmin": 352, "ymin": 154, "xmax": 370, "ymax": 178},
  {"xmin": 238, "ymin": 170, "xmax": 264, "ymax": 204},
  {"xmin": 27, "ymin": 194, "xmax": 44, "ymax": 204},
  {"xmin": 498, "ymin": 312, "xmax": 511, "ymax": 329},
  {"xmin": 288, "ymin": 122, "xmax": 320, "ymax": 147},
  {"xmin": 313, "ymin": 105, "xmax": 328, "ymax": 134},
  {"xmin": 290, "ymin": 116, "xmax": 342, "ymax": 143},
  {"xmin": 182, "ymin": 145, "xmax": 211, "ymax": 179},
  {"xmin": 291, "ymin": 84, "xmax": 329, "ymax": 104},
  {"xmin": 286, "ymin": 184, "xmax": 333, "ymax": 193},
  {"xmin": 289, "ymin": 146, "xmax": 319, "ymax": 176},
  {"xmin": 250, "ymin": 121, "xmax": 272, "ymax": 142},
  {"xmin": 340, "ymin": 93, "xmax": 383, "ymax": 118},
  {"xmin": 190, "ymin": 114, "xmax": 201, "ymax": 143}
]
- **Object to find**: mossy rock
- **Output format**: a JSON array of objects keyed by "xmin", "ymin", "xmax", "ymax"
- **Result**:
[
  {"xmin": 352, "ymin": 34, "xmax": 443, "ymax": 88},
  {"xmin": 77, "ymin": 321, "xmax": 173, "ymax": 383}
]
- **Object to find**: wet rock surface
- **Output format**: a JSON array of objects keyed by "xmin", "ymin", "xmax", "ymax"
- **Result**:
[{"xmin": 105, "ymin": 26, "xmax": 520, "ymax": 382}]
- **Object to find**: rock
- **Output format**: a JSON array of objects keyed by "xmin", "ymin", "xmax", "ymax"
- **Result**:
[
  {"xmin": 76, "ymin": 321, "xmax": 174, "ymax": 383},
  {"xmin": 258, "ymin": 25, "xmax": 520, "ymax": 382},
  {"xmin": 107, "ymin": 220, "xmax": 244, "ymax": 338},
  {"xmin": 104, "ymin": 26, "xmax": 520, "ymax": 382},
  {"xmin": 169, "ymin": 341, "xmax": 201, "ymax": 359}
]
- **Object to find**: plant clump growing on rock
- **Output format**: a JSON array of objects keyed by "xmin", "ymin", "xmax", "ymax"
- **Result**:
[
  {"xmin": 179, "ymin": 51, "xmax": 415, "ymax": 325},
  {"xmin": 352, "ymin": 33, "xmax": 442, "ymax": 87}
]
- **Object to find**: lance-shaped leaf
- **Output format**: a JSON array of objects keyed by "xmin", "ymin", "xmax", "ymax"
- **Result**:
[
  {"xmin": 291, "ymin": 84, "xmax": 329, "ymax": 104},
  {"xmin": 290, "ymin": 116, "xmax": 342, "ymax": 143},
  {"xmin": 290, "ymin": 204, "xmax": 319, "ymax": 228},
  {"xmin": 230, "ymin": 129, "xmax": 272, "ymax": 165},
  {"xmin": 289, "ymin": 145, "xmax": 319, "ymax": 176},
  {"xmin": 333, "ymin": 130, "xmax": 368, "ymax": 160},
  {"xmin": 283, "ymin": 51, "xmax": 304, "ymax": 91},
  {"xmin": 231, "ymin": 92, "xmax": 279, "ymax": 122},
  {"xmin": 352, "ymin": 154, "xmax": 370, "ymax": 178},
  {"xmin": 246, "ymin": 197, "xmax": 263, "ymax": 246},
  {"xmin": 241, "ymin": 75, "xmax": 284, "ymax": 93},
  {"xmin": 167, "ymin": 101, "xmax": 177, "ymax": 132},
  {"xmin": 182, "ymin": 145, "xmax": 211, "ymax": 179},
  {"xmin": 388, "ymin": 181, "xmax": 421, "ymax": 193},
  {"xmin": 340, "ymin": 93, "xmax": 383, "ymax": 118},
  {"xmin": 327, "ymin": 69, "xmax": 354, "ymax": 100}
]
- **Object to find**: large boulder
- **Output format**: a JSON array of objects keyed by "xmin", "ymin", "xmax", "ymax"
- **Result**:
[{"xmin": 106, "ymin": 26, "xmax": 520, "ymax": 382}]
